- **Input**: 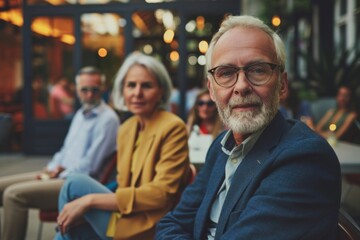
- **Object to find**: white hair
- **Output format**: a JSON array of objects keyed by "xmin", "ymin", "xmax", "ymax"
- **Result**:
[
  {"xmin": 75, "ymin": 66, "xmax": 106, "ymax": 85},
  {"xmin": 112, "ymin": 52, "xmax": 173, "ymax": 111},
  {"xmin": 205, "ymin": 15, "xmax": 286, "ymax": 73}
]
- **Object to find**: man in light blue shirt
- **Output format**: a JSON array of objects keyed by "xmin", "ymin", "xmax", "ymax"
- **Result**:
[
  {"xmin": 46, "ymin": 99, "xmax": 118, "ymax": 179},
  {"xmin": 0, "ymin": 66, "xmax": 120, "ymax": 240}
]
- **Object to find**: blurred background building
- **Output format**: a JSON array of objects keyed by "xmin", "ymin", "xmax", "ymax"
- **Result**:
[{"xmin": 0, "ymin": 0, "xmax": 359, "ymax": 155}]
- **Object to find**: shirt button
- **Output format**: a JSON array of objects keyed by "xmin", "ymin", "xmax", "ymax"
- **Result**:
[{"xmin": 231, "ymin": 158, "xmax": 238, "ymax": 164}]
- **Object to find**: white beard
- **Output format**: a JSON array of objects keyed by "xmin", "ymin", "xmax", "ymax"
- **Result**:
[
  {"xmin": 82, "ymin": 100, "xmax": 101, "ymax": 111},
  {"xmin": 216, "ymin": 85, "xmax": 280, "ymax": 134}
]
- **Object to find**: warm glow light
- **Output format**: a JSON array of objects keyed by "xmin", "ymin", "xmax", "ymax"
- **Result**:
[
  {"xmin": 163, "ymin": 29, "xmax": 174, "ymax": 44},
  {"xmin": 61, "ymin": 34, "xmax": 75, "ymax": 45},
  {"xmin": 198, "ymin": 40, "xmax": 208, "ymax": 54},
  {"xmin": 0, "ymin": 10, "xmax": 23, "ymax": 26},
  {"xmin": 170, "ymin": 51, "xmax": 179, "ymax": 62},
  {"xmin": 31, "ymin": 18, "xmax": 63, "ymax": 37},
  {"xmin": 32, "ymin": 23, "xmax": 52, "ymax": 36},
  {"xmin": 46, "ymin": 0, "xmax": 64, "ymax": 5},
  {"xmin": 1, "ymin": 12, "xmax": 77, "ymax": 44},
  {"xmin": 272, "ymin": 15, "xmax": 281, "ymax": 27},
  {"xmin": 98, "ymin": 48, "xmax": 108, "ymax": 57},
  {"xmin": 196, "ymin": 16, "xmax": 205, "ymax": 30},
  {"xmin": 329, "ymin": 123, "xmax": 337, "ymax": 132}
]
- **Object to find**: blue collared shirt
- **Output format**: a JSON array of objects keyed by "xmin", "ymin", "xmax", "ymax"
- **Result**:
[
  {"xmin": 207, "ymin": 128, "xmax": 264, "ymax": 239},
  {"xmin": 46, "ymin": 100, "xmax": 120, "ymax": 179}
]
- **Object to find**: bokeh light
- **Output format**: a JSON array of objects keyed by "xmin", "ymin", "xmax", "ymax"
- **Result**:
[
  {"xmin": 98, "ymin": 48, "xmax": 107, "ymax": 57},
  {"xmin": 272, "ymin": 15, "xmax": 281, "ymax": 27}
]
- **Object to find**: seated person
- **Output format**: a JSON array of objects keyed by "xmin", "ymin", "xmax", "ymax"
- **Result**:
[
  {"xmin": 316, "ymin": 85, "xmax": 358, "ymax": 141},
  {"xmin": 0, "ymin": 66, "xmax": 120, "ymax": 240},
  {"xmin": 49, "ymin": 76, "xmax": 75, "ymax": 119},
  {"xmin": 156, "ymin": 15, "xmax": 340, "ymax": 240},
  {"xmin": 187, "ymin": 89, "xmax": 224, "ymax": 163},
  {"xmin": 55, "ymin": 52, "xmax": 190, "ymax": 240}
]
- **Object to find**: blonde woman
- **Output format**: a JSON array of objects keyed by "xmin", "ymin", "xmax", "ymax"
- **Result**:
[{"xmin": 55, "ymin": 52, "xmax": 190, "ymax": 240}]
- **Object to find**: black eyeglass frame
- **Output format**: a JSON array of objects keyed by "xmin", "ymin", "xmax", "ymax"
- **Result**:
[{"xmin": 207, "ymin": 62, "xmax": 281, "ymax": 88}]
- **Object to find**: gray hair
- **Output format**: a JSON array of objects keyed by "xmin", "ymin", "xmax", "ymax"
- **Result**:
[
  {"xmin": 75, "ymin": 66, "xmax": 106, "ymax": 85},
  {"xmin": 205, "ymin": 15, "xmax": 286, "ymax": 73},
  {"xmin": 112, "ymin": 52, "xmax": 173, "ymax": 111}
]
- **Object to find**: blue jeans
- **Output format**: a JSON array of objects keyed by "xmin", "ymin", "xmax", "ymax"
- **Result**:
[{"xmin": 54, "ymin": 174, "xmax": 113, "ymax": 240}]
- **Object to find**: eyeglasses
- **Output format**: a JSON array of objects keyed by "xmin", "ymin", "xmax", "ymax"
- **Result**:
[
  {"xmin": 80, "ymin": 87, "xmax": 100, "ymax": 94},
  {"xmin": 197, "ymin": 100, "xmax": 215, "ymax": 107},
  {"xmin": 207, "ymin": 62, "xmax": 280, "ymax": 88}
]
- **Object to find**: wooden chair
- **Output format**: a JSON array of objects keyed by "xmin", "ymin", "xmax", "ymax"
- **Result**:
[
  {"xmin": 338, "ymin": 208, "xmax": 360, "ymax": 240},
  {"xmin": 37, "ymin": 151, "xmax": 117, "ymax": 240}
]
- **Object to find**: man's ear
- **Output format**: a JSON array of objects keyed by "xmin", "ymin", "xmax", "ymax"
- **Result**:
[
  {"xmin": 279, "ymin": 72, "xmax": 288, "ymax": 101},
  {"xmin": 207, "ymin": 79, "xmax": 216, "ymax": 102}
]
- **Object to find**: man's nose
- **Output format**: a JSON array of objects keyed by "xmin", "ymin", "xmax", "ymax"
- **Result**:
[
  {"xmin": 83, "ymin": 91, "xmax": 95, "ymax": 97},
  {"xmin": 233, "ymin": 71, "xmax": 252, "ymax": 95}
]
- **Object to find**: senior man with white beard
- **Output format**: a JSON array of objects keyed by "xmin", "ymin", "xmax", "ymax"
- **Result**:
[{"xmin": 156, "ymin": 15, "xmax": 341, "ymax": 240}]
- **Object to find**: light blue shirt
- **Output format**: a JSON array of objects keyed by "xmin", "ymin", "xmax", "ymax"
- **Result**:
[
  {"xmin": 46, "ymin": 100, "xmax": 120, "ymax": 179},
  {"xmin": 207, "ymin": 128, "xmax": 264, "ymax": 239}
]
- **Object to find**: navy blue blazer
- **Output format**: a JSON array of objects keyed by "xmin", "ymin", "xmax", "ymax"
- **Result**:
[{"xmin": 156, "ymin": 112, "xmax": 341, "ymax": 240}]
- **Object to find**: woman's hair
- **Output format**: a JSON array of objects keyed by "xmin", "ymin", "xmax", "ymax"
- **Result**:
[
  {"xmin": 205, "ymin": 15, "xmax": 286, "ymax": 73},
  {"xmin": 112, "ymin": 52, "xmax": 173, "ymax": 111},
  {"xmin": 187, "ymin": 88, "xmax": 223, "ymax": 138},
  {"xmin": 337, "ymin": 85, "xmax": 356, "ymax": 111}
]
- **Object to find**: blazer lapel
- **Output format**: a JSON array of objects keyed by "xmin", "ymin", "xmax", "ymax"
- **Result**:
[
  {"xmin": 131, "ymin": 132, "xmax": 155, "ymax": 185},
  {"xmin": 117, "ymin": 120, "xmax": 137, "ymax": 187},
  {"xmin": 129, "ymin": 111, "xmax": 161, "ymax": 185},
  {"xmin": 215, "ymin": 113, "xmax": 288, "ymax": 238},
  {"xmin": 194, "ymin": 152, "xmax": 227, "ymax": 239}
]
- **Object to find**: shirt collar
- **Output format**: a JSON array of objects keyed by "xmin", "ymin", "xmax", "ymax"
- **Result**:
[
  {"xmin": 81, "ymin": 100, "xmax": 105, "ymax": 118},
  {"xmin": 221, "ymin": 127, "xmax": 265, "ymax": 158}
]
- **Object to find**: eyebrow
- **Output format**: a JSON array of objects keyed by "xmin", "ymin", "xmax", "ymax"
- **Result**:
[{"xmin": 215, "ymin": 60, "xmax": 272, "ymax": 68}]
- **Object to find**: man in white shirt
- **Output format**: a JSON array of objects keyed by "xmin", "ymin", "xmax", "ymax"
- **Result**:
[{"xmin": 0, "ymin": 66, "xmax": 120, "ymax": 240}]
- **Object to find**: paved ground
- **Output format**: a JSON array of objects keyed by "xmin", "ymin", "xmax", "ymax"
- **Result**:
[{"xmin": 0, "ymin": 153, "xmax": 57, "ymax": 240}]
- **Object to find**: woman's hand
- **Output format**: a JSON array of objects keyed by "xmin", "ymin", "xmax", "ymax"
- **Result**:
[{"xmin": 57, "ymin": 195, "xmax": 91, "ymax": 235}]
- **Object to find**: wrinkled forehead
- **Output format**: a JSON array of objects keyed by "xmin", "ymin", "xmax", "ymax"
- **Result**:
[{"xmin": 212, "ymin": 27, "xmax": 277, "ymax": 65}]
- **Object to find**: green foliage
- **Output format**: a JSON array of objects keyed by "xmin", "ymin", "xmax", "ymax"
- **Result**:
[
  {"xmin": 257, "ymin": 0, "xmax": 311, "ymax": 31},
  {"xmin": 302, "ymin": 49, "xmax": 360, "ymax": 97}
]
